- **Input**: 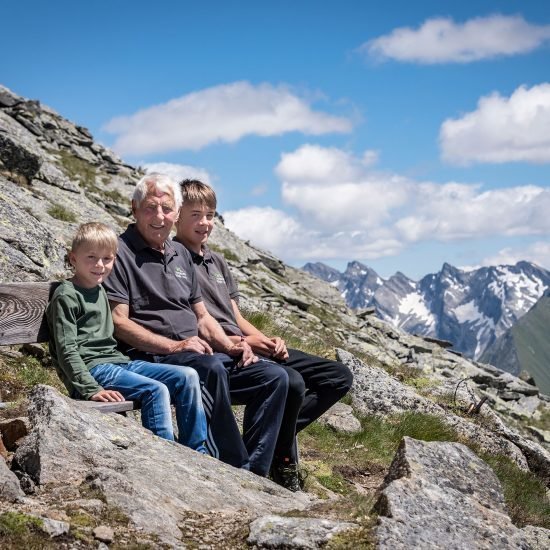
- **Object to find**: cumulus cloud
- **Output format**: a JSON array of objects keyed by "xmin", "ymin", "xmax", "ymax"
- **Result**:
[
  {"xmin": 361, "ymin": 15, "xmax": 550, "ymax": 64},
  {"xmin": 143, "ymin": 162, "xmax": 213, "ymax": 185},
  {"xmin": 223, "ymin": 144, "xmax": 550, "ymax": 263},
  {"xmin": 440, "ymin": 84, "xmax": 550, "ymax": 164},
  {"xmin": 222, "ymin": 206, "xmax": 404, "ymax": 262},
  {"xmin": 481, "ymin": 242, "xmax": 550, "ymax": 270},
  {"xmin": 394, "ymin": 184, "xmax": 550, "ymax": 242},
  {"xmin": 103, "ymin": 81, "xmax": 352, "ymax": 155}
]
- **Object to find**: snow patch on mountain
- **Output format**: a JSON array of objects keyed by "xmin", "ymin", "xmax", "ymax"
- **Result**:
[{"xmin": 302, "ymin": 260, "xmax": 550, "ymax": 359}]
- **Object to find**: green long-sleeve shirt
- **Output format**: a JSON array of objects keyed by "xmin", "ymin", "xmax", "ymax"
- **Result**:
[{"xmin": 46, "ymin": 280, "xmax": 129, "ymax": 399}]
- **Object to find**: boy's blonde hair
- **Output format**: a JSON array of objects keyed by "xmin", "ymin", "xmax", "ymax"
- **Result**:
[
  {"xmin": 180, "ymin": 179, "xmax": 217, "ymax": 209},
  {"xmin": 71, "ymin": 222, "xmax": 118, "ymax": 254}
]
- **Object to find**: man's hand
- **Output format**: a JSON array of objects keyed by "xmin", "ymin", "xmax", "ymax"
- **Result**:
[
  {"xmin": 171, "ymin": 336, "xmax": 213, "ymax": 355},
  {"xmin": 91, "ymin": 390, "xmax": 125, "ymax": 402},
  {"xmin": 227, "ymin": 339, "xmax": 258, "ymax": 367}
]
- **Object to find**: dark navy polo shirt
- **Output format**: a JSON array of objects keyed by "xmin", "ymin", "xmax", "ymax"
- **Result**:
[
  {"xmin": 103, "ymin": 224, "xmax": 202, "ymax": 350},
  {"xmin": 176, "ymin": 242, "xmax": 243, "ymax": 337}
]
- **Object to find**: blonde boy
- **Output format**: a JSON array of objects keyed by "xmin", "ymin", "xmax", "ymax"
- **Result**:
[{"xmin": 46, "ymin": 222, "xmax": 207, "ymax": 451}]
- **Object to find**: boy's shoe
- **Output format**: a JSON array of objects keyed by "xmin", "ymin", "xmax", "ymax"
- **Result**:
[{"xmin": 270, "ymin": 459, "xmax": 305, "ymax": 492}]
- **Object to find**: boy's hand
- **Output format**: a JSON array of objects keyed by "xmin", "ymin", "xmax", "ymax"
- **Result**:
[
  {"xmin": 91, "ymin": 390, "xmax": 125, "ymax": 402},
  {"xmin": 270, "ymin": 337, "xmax": 289, "ymax": 360},
  {"xmin": 243, "ymin": 334, "xmax": 277, "ymax": 357},
  {"xmin": 172, "ymin": 336, "xmax": 213, "ymax": 355}
]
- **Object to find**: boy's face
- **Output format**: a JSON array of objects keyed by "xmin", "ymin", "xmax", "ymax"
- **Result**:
[
  {"xmin": 69, "ymin": 244, "xmax": 116, "ymax": 289},
  {"xmin": 176, "ymin": 202, "xmax": 215, "ymax": 253}
]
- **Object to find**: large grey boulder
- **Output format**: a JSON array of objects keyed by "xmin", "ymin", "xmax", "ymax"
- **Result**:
[
  {"xmin": 14, "ymin": 386, "xmax": 311, "ymax": 545},
  {"xmin": 375, "ymin": 437, "xmax": 545, "ymax": 549}
]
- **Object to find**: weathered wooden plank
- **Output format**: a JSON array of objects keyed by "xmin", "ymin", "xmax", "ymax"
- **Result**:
[
  {"xmin": 0, "ymin": 282, "xmax": 60, "ymax": 345},
  {"xmin": 78, "ymin": 400, "xmax": 138, "ymax": 414}
]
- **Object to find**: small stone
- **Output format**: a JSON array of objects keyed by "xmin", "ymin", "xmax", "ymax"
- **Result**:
[
  {"xmin": 248, "ymin": 515, "xmax": 358, "ymax": 549},
  {"xmin": 317, "ymin": 403, "xmax": 362, "ymax": 434},
  {"xmin": 0, "ymin": 457, "xmax": 25, "ymax": 502},
  {"xmin": 38, "ymin": 516, "xmax": 70, "ymax": 538},
  {"xmin": 93, "ymin": 525, "xmax": 114, "ymax": 543}
]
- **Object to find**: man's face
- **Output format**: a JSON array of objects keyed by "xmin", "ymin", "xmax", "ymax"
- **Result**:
[
  {"xmin": 132, "ymin": 188, "xmax": 178, "ymax": 250},
  {"xmin": 175, "ymin": 202, "xmax": 215, "ymax": 253}
]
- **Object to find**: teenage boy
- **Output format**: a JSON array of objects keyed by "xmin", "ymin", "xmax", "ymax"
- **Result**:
[
  {"xmin": 103, "ymin": 174, "xmax": 289, "ymax": 478},
  {"xmin": 47, "ymin": 222, "xmax": 208, "ymax": 452},
  {"xmin": 175, "ymin": 179, "xmax": 354, "ymax": 491}
]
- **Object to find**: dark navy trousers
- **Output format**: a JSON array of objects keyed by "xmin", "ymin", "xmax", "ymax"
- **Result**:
[
  {"xmin": 271, "ymin": 349, "xmax": 354, "ymax": 462},
  {"xmin": 154, "ymin": 351, "xmax": 288, "ymax": 476}
]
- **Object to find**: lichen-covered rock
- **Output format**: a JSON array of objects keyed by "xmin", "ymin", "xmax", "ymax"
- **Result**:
[
  {"xmin": 375, "ymin": 437, "xmax": 539, "ymax": 549},
  {"xmin": 14, "ymin": 386, "xmax": 311, "ymax": 545},
  {"xmin": 247, "ymin": 515, "xmax": 358, "ymax": 549}
]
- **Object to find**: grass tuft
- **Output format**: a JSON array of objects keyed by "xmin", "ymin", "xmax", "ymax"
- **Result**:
[
  {"xmin": 481, "ymin": 453, "xmax": 550, "ymax": 529},
  {"xmin": 47, "ymin": 203, "xmax": 77, "ymax": 222},
  {"xmin": 0, "ymin": 353, "xmax": 66, "ymax": 403}
]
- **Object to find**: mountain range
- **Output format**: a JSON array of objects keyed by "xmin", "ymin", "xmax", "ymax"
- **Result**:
[{"xmin": 303, "ymin": 260, "xmax": 550, "ymax": 361}]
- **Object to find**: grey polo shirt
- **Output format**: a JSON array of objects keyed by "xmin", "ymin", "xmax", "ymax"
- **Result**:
[
  {"xmin": 177, "ymin": 242, "xmax": 244, "ymax": 337},
  {"xmin": 103, "ymin": 224, "xmax": 202, "ymax": 352}
]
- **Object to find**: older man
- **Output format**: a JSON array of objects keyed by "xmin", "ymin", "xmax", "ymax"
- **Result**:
[{"xmin": 103, "ymin": 173, "xmax": 289, "ymax": 477}]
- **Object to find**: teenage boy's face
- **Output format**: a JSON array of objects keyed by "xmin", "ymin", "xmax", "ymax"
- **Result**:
[
  {"xmin": 176, "ymin": 202, "xmax": 215, "ymax": 253},
  {"xmin": 69, "ymin": 244, "xmax": 116, "ymax": 289},
  {"xmin": 132, "ymin": 188, "xmax": 178, "ymax": 250}
]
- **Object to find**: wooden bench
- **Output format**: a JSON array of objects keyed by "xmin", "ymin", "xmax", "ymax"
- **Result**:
[{"xmin": 0, "ymin": 281, "xmax": 137, "ymax": 414}]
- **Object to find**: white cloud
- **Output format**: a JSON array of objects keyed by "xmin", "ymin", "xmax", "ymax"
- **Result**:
[
  {"xmin": 394, "ymin": 184, "xmax": 550, "ymax": 242},
  {"xmin": 222, "ymin": 144, "xmax": 550, "ymax": 263},
  {"xmin": 361, "ymin": 15, "xmax": 550, "ymax": 64},
  {"xmin": 481, "ymin": 242, "xmax": 550, "ymax": 270},
  {"xmin": 222, "ymin": 206, "xmax": 403, "ymax": 262},
  {"xmin": 276, "ymin": 144, "xmax": 378, "ymax": 183},
  {"xmin": 440, "ymin": 84, "xmax": 550, "ymax": 165},
  {"xmin": 143, "ymin": 162, "xmax": 213, "ymax": 185},
  {"xmin": 103, "ymin": 81, "xmax": 352, "ymax": 155}
]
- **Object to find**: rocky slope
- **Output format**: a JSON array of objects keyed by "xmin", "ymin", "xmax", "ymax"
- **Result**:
[
  {"xmin": 1, "ymin": 84, "xmax": 549, "ymax": 548},
  {"xmin": 303, "ymin": 260, "xmax": 550, "ymax": 363}
]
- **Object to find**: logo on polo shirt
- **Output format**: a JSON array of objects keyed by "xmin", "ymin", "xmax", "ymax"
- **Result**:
[
  {"xmin": 174, "ymin": 266, "xmax": 188, "ymax": 280},
  {"xmin": 212, "ymin": 271, "xmax": 225, "ymax": 284}
]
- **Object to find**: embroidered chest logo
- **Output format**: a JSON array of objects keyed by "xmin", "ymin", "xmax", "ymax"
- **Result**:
[
  {"xmin": 174, "ymin": 266, "xmax": 188, "ymax": 280},
  {"xmin": 211, "ymin": 271, "xmax": 225, "ymax": 284}
]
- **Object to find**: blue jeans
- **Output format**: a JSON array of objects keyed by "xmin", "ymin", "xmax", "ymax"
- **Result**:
[{"xmin": 90, "ymin": 360, "xmax": 207, "ymax": 453}]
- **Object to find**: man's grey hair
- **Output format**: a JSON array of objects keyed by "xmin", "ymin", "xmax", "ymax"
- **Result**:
[{"xmin": 132, "ymin": 173, "xmax": 182, "ymax": 210}]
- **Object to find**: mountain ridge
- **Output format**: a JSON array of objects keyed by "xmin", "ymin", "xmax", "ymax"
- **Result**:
[{"xmin": 303, "ymin": 259, "xmax": 550, "ymax": 361}]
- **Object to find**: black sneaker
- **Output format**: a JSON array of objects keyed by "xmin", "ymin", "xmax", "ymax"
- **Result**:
[{"xmin": 271, "ymin": 460, "xmax": 303, "ymax": 492}]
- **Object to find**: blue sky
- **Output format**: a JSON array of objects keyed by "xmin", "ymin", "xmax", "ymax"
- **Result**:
[{"xmin": 2, "ymin": 1, "xmax": 550, "ymax": 279}]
